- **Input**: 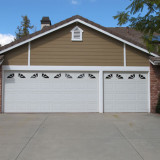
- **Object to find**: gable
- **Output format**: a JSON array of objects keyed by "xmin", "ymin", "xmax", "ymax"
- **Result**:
[
  {"xmin": 0, "ymin": 15, "xmax": 158, "ymax": 58},
  {"xmin": 30, "ymin": 23, "xmax": 124, "ymax": 66}
]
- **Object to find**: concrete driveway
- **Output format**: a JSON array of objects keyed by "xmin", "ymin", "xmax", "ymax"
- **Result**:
[{"xmin": 0, "ymin": 113, "xmax": 160, "ymax": 160}]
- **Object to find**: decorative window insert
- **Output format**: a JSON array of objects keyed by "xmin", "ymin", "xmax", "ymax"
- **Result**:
[
  {"xmin": 18, "ymin": 73, "xmax": 26, "ymax": 78},
  {"xmin": 7, "ymin": 73, "xmax": 14, "ymax": 78},
  {"xmin": 71, "ymin": 26, "xmax": 83, "ymax": 41},
  {"xmin": 88, "ymin": 74, "xmax": 96, "ymax": 79},
  {"xmin": 31, "ymin": 73, "xmax": 38, "ymax": 78},
  {"xmin": 105, "ymin": 74, "xmax": 113, "ymax": 79},
  {"xmin": 77, "ymin": 74, "xmax": 85, "ymax": 79},
  {"xmin": 139, "ymin": 74, "xmax": 146, "ymax": 79},
  {"xmin": 128, "ymin": 74, "xmax": 135, "ymax": 79},
  {"xmin": 116, "ymin": 74, "xmax": 123, "ymax": 79},
  {"xmin": 54, "ymin": 73, "xmax": 61, "ymax": 78},
  {"xmin": 42, "ymin": 73, "xmax": 49, "ymax": 78},
  {"xmin": 65, "ymin": 74, "xmax": 72, "ymax": 79}
]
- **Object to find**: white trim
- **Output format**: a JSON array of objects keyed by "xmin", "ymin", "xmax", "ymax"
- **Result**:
[
  {"xmin": 149, "ymin": 60, "xmax": 155, "ymax": 65},
  {"xmin": 148, "ymin": 70, "xmax": 151, "ymax": 113},
  {"xmin": 99, "ymin": 70, "xmax": 103, "ymax": 113},
  {"xmin": 77, "ymin": 19, "xmax": 158, "ymax": 57},
  {"xmin": 123, "ymin": 43, "xmax": 126, "ymax": 66},
  {"xmin": 2, "ymin": 65, "xmax": 150, "ymax": 72},
  {"xmin": 0, "ymin": 19, "xmax": 79, "ymax": 54},
  {"xmin": 28, "ymin": 42, "xmax": 31, "ymax": 66},
  {"xmin": 149, "ymin": 59, "xmax": 160, "ymax": 65},
  {"xmin": 0, "ymin": 19, "xmax": 158, "ymax": 57}
]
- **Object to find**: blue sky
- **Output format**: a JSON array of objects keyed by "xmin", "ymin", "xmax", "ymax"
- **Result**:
[{"xmin": 0, "ymin": 0, "xmax": 131, "ymax": 45}]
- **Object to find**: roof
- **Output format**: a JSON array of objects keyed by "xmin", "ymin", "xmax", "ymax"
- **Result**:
[
  {"xmin": 150, "ymin": 56, "xmax": 160, "ymax": 65},
  {"xmin": 0, "ymin": 15, "xmax": 158, "ymax": 57}
]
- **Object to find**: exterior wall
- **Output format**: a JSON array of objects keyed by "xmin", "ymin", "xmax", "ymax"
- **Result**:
[
  {"xmin": 30, "ymin": 23, "xmax": 124, "ymax": 66},
  {"xmin": 150, "ymin": 63, "xmax": 160, "ymax": 113},
  {"xmin": 3, "ymin": 44, "xmax": 28, "ymax": 65},
  {"xmin": 1, "ymin": 25, "xmax": 150, "ymax": 67},
  {"xmin": 126, "ymin": 45, "xmax": 149, "ymax": 66}
]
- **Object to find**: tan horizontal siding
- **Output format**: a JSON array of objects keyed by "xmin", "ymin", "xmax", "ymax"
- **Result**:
[
  {"xmin": 3, "ymin": 44, "xmax": 28, "ymax": 65},
  {"xmin": 31, "ymin": 23, "xmax": 123, "ymax": 66},
  {"xmin": 126, "ymin": 45, "xmax": 149, "ymax": 66},
  {"xmin": 32, "ymin": 62, "xmax": 122, "ymax": 66}
]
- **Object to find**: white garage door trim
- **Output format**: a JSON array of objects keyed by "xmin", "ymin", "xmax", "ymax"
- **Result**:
[{"xmin": 2, "ymin": 65, "xmax": 150, "ymax": 113}]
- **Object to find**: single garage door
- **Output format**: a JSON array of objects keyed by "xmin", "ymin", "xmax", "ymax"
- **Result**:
[
  {"xmin": 104, "ymin": 72, "xmax": 148, "ymax": 112},
  {"xmin": 4, "ymin": 71, "xmax": 99, "ymax": 112}
]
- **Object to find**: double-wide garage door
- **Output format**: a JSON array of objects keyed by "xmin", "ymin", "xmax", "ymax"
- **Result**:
[
  {"xmin": 4, "ymin": 71, "xmax": 99, "ymax": 112},
  {"xmin": 4, "ymin": 71, "xmax": 149, "ymax": 113}
]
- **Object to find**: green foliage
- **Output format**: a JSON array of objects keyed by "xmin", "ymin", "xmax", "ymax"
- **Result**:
[
  {"xmin": 113, "ymin": 0, "xmax": 160, "ymax": 53},
  {"xmin": 15, "ymin": 15, "xmax": 34, "ymax": 39},
  {"xmin": 156, "ymin": 93, "xmax": 160, "ymax": 113}
]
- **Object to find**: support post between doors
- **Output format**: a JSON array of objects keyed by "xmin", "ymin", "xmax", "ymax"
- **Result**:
[{"xmin": 99, "ymin": 70, "xmax": 104, "ymax": 113}]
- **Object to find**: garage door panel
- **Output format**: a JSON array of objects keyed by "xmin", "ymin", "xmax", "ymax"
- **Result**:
[
  {"xmin": 104, "ymin": 72, "xmax": 148, "ymax": 112},
  {"xmin": 5, "ymin": 103, "xmax": 97, "ymax": 112},
  {"xmin": 4, "ymin": 71, "xmax": 98, "ymax": 112}
]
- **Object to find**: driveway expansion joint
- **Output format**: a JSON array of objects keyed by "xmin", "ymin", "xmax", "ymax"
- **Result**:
[
  {"xmin": 14, "ymin": 115, "xmax": 49, "ymax": 160},
  {"xmin": 113, "ymin": 122, "xmax": 144, "ymax": 160}
]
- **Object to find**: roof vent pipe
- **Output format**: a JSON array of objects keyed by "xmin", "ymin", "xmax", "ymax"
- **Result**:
[{"xmin": 41, "ymin": 17, "xmax": 51, "ymax": 29}]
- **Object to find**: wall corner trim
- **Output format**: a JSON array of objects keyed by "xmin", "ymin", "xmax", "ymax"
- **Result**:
[
  {"xmin": 28, "ymin": 42, "xmax": 31, "ymax": 66},
  {"xmin": 124, "ymin": 43, "xmax": 126, "ymax": 67}
]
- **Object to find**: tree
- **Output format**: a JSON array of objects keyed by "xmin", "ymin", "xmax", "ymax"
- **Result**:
[
  {"xmin": 113, "ymin": 0, "xmax": 160, "ymax": 53},
  {"xmin": 15, "ymin": 15, "xmax": 34, "ymax": 39}
]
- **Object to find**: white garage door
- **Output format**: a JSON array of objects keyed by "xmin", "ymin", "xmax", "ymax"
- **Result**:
[
  {"xmin": 104, "ymin": 72, "xmax": 148, "ymax": 112},
  {"xmin": 4, "ymin": 71, "xmax": 98, "ymax": 112}
]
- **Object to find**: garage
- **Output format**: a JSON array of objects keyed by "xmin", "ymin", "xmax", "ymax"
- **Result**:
[
  {"xmin": 4, "ymin": 71, "xmax": 99, "ymax": 112},
  {"xmin": 104, "ymin": 72, "xmax": 149, "ymax": 112},
  {"xmin": 0, "ymin": 15, "xmax": 156, "ymax": 113}
]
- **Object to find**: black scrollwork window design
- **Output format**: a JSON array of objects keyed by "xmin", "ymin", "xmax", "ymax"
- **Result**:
[
  {"xmin": 7, "ymin": 73, "xmax": 14, "ymax": 78},
  {"xmin": 88, "ymin": 74, "xmax": 96, "ymax": 79},
  {"xmin": 18, "ymin": 73, "xmax": 26, "ymax": 78},
  {"xmin": 65, "ymin": 74, "xmax": 72, "ymax": 79},
  {"xmin": 54, "ymin": 73, "xmax": 61, "ymax": 78},
  {"xmin": 116, "ymin": 74, "xmax": 123, "ymax": 79},
  {"xmin": 42, "ymin": 73, "xmax": 49, "ymax": 78},
  {"xmin": 31, "ymin": 73, "xmax": 38, "ymax": 78},
  {"xmin": 77, "ymin": 74, "xmax": 85, "ymax": 78},
  {"xmin": 128, "ymin": 74, "xmax": 135, "ymax": 79},
  {"xmin": 106, "ymin": 74, "xmax": 113, "ymax": 79},
  {"xmin": 139, "ymin": 74, "xmax": 146, "ymax": 79}
]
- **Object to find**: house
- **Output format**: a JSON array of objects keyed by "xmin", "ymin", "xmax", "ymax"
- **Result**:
[{"xmin": 0, "ymin": 15, "xmax": 159, "ymax": 113}]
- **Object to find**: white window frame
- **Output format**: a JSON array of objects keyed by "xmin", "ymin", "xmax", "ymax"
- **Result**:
[{"xmin": 71, "ymin": 26, "xmax": 83, "ymax": 41}]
